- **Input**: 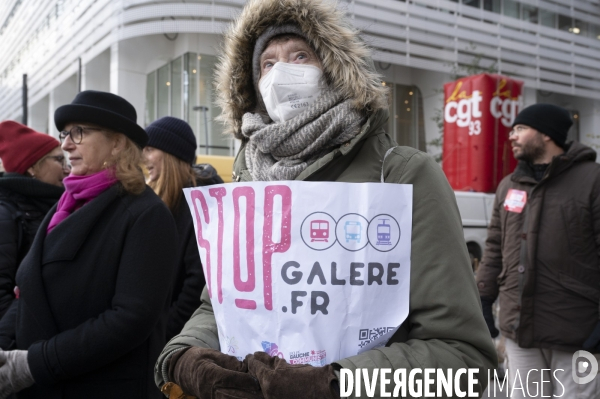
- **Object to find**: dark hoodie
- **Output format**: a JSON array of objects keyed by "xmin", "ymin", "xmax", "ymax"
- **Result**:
[
  {"xmin": 477, "ymin": 141, "xmax": 600, "ymax": 352},
  {"xmin": 0, "ymin": 173, "xmax": 63, "ymax": 317},
  {"xmin": 166, "ymin": 164, "xmax": 223, "ymax": 340}
]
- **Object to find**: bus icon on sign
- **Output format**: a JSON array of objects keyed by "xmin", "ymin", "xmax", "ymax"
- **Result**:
[
  {"xmin": 310, "ymin": 220, "xmax": 329, "ymax": 242},
  {"xmin": 344, "ymin": 221, "xmax": 362, "ymax": 243}
]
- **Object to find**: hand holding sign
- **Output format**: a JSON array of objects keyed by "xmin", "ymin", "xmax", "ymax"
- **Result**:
[
  {"xmin": 169, "ymin": 347, "xmax": 263, "ymax": 399},
  {"xmin": 247, "ymin": 352, "xmax": 339, "ymax": 399}
]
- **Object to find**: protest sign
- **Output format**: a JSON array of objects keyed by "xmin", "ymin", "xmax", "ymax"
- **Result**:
[{"xmin": 184, "ymin": 181, "xmax": 412, "ymax": 365}]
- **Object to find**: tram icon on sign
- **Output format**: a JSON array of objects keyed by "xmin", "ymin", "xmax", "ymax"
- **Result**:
[
  {"xmin": 344, "ymin": 221, "xmax": 362, "ymax": 243},
  {"xmin": 310, "ymin": 220, "xmax": 330, "ymax": 242},
  {"xmin": 376, "ymin": 219, "xmax": 392, "ymax": 245}
]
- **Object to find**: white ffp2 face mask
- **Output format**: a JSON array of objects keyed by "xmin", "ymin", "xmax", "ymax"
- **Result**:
[{"xmin": 259, "ymin": 62, "xmax": 324, "ymax": 123}]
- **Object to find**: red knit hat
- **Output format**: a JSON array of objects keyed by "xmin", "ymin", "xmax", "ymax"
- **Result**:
[{"xmin": 0, "ymin": 121, "xmax": 60, "ymax": 174}]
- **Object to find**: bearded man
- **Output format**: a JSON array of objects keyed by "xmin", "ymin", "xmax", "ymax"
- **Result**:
[{"xmin": 477, "ymin": 103, "xmax": 600, "ymax": 398}]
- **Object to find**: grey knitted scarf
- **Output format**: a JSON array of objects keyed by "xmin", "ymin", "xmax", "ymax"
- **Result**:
[{"xmin": 241, "ymin": 91, "xmax": 364, "ymax": 181}]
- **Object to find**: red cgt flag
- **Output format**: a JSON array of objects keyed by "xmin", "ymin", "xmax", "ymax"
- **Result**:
[{"xmin": 442, "ymin": 73, "xmax": 523, "ymax": 193}]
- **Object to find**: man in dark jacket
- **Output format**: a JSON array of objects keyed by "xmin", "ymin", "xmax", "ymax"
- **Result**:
[{"xmin": 476, "ymin": 103, "xmax": 600, "ymax": 397}]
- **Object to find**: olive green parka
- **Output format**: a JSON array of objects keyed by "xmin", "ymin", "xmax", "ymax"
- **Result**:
[
  {"xmin": 155, "ymin": 0, "xmax": 496, "ymax": 397},
  {"xmin": 156, "ymin": 110, "xmax": 497, "ymax": 396}
]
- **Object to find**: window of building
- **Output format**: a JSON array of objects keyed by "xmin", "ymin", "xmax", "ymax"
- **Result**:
[
  {"xmin": 540, "ymin": 9, "xmax": 557, "ymax": 28},
  {"xmin": 185, "ymin": 53, "xmax": 198, "ymax": 131},
  {"xmin": 483, "ymin": 0, "xmax": 501, "ymax": 13},
  {"xmin": 590, "ymin": 24, "xmax": 600, "ymax": 40},
  {"xmin": 386, "ymin": 84, "xmax": 426, "ymax": 151},
  {"xmin": 568, "ymin": 111, "xmax": 579, "ymax": 142},
  {"xmin": 502, "ymin": 0, "xmax": 520, "ymax": 18},
  {"xmin": 558, "ymin": 15, "xmax": 573, "ymax": 33},
  {"xmin": 521, "ymin": 5, "xmax": 538, "ymax": 24},
  {"xmin": 157, "ymin": 64, "xmax": 169, "ymax": 119},
  {"xmin": 145, "ymin": 53, "xmax": 232, "ymax": 156},
  {"xmin": 463, "ymin": 0, "xmax": 480, "ymax": 8},
  {"xmin": 573, "ymin": 20, "xmax": 588, "ymax": 37},
  {"xmin": 145, "ymin": 71, "xmax": 156, "ymax": 126},
  {"xmin": 171, "ymin": 58, "xmax": 183, "ymax": 119}
]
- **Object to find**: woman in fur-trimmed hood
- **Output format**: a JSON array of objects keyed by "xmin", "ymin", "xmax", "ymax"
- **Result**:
[
  {"xmin": 216, "ymin": 0, "xmax": 389, "ymax": 182},
  {"xmin": 155, "ymin": 0, "xmax": 497, "ymax": 398},
  {"xmin": 214, "ymin": 0, "xmax": 387, "ymax": 137}
]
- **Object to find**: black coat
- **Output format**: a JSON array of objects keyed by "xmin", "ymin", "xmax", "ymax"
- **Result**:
[
  {"xmin": 166, "ymin": 197, "xmax": 205, "ymax": 340},
  {"xmin": 0, "ymin": 174, "xmax": 63, "ymax": 317},
  {"xmin": 0, "ymin": 185, "xmax": 178, "ymax": 399},
  {"xmin": 166, "ymin": 164, "xmax": 222, "ymax": 339}
]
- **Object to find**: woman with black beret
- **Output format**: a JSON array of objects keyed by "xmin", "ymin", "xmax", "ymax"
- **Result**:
[{"xmin": 0, "ymin": 90, "xmax": 178, "ymax": 399}]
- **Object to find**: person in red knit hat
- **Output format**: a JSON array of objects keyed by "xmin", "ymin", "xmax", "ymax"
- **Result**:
[
  {"xmin": 0, "ymin": 121, "xmax": 68, "ymax": 184},
  {"xmin": 0, "ymin": 121, "xmax": 68, "ymax": 318}
]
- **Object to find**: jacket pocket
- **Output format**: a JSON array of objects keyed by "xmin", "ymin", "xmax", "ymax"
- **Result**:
[
  {"xmin": 561, "ymin": 200, "xmax": 595, "ymax": 259},
  {"xmin": 558, "ymin": 272, "xmax": 599, "ymax": 303}
]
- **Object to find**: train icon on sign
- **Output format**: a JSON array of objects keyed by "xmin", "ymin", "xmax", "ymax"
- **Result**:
[
  {"xmin": 301, "ymin": 212, "xmax": 336, "ymax": 250},
  {"xmin": 310, "ymin": 220, "xmax": 330, "ymax": 242},
  {"xmin": 376, "ymin": 219, "xmax": 392, "ymax": 245}
]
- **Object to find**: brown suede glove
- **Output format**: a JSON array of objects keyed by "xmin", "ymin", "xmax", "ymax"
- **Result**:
[
  {"xmin": 247, "ymin": 352, "xmax": 340, "ymax": 399},
  {"xmin": 168, "ymin": 347, "xmax": 264, "ymax": 399}
]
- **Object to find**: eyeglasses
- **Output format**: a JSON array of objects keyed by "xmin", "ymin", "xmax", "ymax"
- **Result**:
[
  {"xmin": 509, "ymin": 125, "xmax": 529, "ymax": 137},
  {"xmin": 45, "ymin": 155, "xmax": 66, "ymax": 167},
  {"xmin": 59, "ymin": 126, "xmax": 102, "ymax": 144}
]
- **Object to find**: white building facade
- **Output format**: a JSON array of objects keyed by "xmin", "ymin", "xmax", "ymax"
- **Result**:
[{"xmin": 0, "ymin": 0, "xmax": 599, "ymax": 159}]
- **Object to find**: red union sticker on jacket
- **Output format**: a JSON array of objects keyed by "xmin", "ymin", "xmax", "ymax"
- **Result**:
[
  {"xmin": 504, "ymin": 189, "xmax": 527, "ymax": 213},
  {"xmin": 184, "ymin": 181, "xmax": 412, "ymax": 364}
]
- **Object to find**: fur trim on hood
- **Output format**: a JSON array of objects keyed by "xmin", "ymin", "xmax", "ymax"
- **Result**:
[{"xmin": 214, "ymin": 0, "xmax": 389, "ymax": 138}]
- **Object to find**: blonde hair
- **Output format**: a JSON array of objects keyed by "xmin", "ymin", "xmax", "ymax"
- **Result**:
[
  {"xmin": 148, "ymin": 152, "xmax": 196, "ymax": 212},
  {"xmin": 104, "ymin": 132, "xmax": 146, "ymax": 195}
]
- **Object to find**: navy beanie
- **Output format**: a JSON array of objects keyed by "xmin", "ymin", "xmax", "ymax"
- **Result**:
[
  {"xmin": 512, "ymin": 103, "xmax": 573, "ymax": 148},
  {"xmin": 145, "ymin": 117, "xmax": 197, "ymax": 164}
]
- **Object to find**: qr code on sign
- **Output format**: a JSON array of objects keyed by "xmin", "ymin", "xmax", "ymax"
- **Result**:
[{"xmin": 358, "ymin": 327, "xmax": 395, "ymax": 348}]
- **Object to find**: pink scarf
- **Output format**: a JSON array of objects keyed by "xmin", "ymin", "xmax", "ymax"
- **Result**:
[{"xmin": 47, "ymin": 169, "xmax": 118, "ymax": 233}]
